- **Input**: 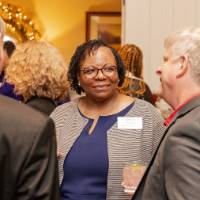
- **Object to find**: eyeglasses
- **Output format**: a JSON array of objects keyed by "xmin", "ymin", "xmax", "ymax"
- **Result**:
[{"xmin": 80, "ymin": 65, "xmax": 117, "ymax": 79}]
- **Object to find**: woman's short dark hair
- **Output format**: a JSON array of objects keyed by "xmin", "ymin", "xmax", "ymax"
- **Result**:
[{"xmin": 68, "ymin": 39, "xmax": 126, "ymax": 94}]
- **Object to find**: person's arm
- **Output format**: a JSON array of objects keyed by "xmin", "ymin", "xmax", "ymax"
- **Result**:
[
  {"xmin": 164, "ymin": 123, "xmax": 200, "ymax": 199},
  {"xmin": 17, "ymin": 117, "xmax": 60, "ymax": 200}
]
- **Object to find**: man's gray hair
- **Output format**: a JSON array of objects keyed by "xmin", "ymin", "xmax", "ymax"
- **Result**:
[
  {"xmin": 0, "ymin": 17, "xmax": 5, "ymax": 35},
  {"xmin": 164, "ymin": 27, "xmax": 200, "ymax": 84}
]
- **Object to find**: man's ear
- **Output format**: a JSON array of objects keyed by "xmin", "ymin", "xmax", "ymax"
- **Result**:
[{"xmin": 176, "ymin": 55, "xmax": 189, "ymax": 78}]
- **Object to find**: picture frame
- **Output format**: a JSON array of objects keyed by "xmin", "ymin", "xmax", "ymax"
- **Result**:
[{"xmin": 86, "ymin": 11, "xmax": 121, "ymax": 49}]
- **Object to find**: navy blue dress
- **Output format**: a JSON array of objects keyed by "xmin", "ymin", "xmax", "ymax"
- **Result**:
[{"xmin": 61, "ymin": 103, "xmax": 134, "ymax": 200}]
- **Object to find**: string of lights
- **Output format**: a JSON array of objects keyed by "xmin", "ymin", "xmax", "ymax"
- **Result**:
[{"xmin": 0, "ymin": 1, "xmax": 41, "ymax": 42}]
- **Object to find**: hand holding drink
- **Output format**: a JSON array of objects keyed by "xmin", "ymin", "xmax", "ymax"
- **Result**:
[{"xmin": 122, "ymin": 163, "xmax": 146, "ymax": 195}]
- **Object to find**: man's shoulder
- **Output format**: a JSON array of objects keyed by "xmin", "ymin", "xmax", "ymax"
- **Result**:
[
  {"xmin": 168, "ymin": 105, "xmax": 200, "ymax": 139},
  {"xmin": 176, "ymin": 104, "xmax": 200, "ymax": 124},
  {"xmin": 0, "ymin": 95, "xmax": 50, "ymax": 136},
  {"xmin": 0, "ymin": 94, "xmax": 46, "ymax": 116}
]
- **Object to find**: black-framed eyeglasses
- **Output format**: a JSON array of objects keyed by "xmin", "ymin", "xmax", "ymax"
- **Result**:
[{"xmin": 80, "ymin": 65, "xmax": 117, "ymax": 79}]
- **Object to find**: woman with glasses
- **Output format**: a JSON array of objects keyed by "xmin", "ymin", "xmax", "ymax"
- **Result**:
[{"xmin": 51, "ymin": 39, "xmax": 165, "ymax": 200}]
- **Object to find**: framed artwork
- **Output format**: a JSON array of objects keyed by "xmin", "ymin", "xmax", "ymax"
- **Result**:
[{"xmin": 86, "ymin": 12, "xmax": 121, "ymax": 49}]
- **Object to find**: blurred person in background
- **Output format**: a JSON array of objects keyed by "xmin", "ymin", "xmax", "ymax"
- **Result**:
[
  {"xmin": 5, "ymin": 40, "xmax": 69, "ymax": 115},
  {"xmin": 118, "ymin": 44, "xmax": 155, "ymax": 105},
  {"xmin": 2, "ymin": 40, "xmax": 16, "ymax": 66},
  {"xmin": 0, "ymin": 40, "xmax": 20, "ymax": 100},
  {"xmin": 0, "ymin": 40, "xmax": 16, "ymax": 82},
  {"xmin": 51, "ymin": 39, "xmax": 165, "ymax": 200}
]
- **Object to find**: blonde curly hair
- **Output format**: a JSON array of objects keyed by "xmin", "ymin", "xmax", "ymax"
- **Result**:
[{"xmin": 5, "ymin": 40, "xmax": 69, "ymax": 102}]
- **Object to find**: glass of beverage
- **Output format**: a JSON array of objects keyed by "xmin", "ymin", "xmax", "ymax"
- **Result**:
[{"xmin": 122, "ymin": 163, "xmax": 146, "ymax": 195}]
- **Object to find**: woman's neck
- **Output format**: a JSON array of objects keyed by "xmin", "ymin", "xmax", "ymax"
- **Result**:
[{"xmin": 78, "ymin": 92, "xmax": 134, "ymax": 119}]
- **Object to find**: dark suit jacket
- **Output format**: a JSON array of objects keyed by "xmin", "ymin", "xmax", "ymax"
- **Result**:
[
  {"xmin": 26, "ymin": 97, "xmax": 56, "ymax": 116},
  {"xmin": 132, "ymin": 96, "xmax": 200, "ymax": 200},
  {"xmin": 0, "ymin": 95, "xmax": 60, "ymax": 200}
]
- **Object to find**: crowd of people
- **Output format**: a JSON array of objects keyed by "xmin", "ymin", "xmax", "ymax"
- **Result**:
[{"xmin": 0, "ymin": 16, "xmax": 200, "ymax": 200}]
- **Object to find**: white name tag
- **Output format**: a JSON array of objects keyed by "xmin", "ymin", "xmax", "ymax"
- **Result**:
[{"xmin": 117, "ymin": 117, "xmax": 143, "ymax": 129}]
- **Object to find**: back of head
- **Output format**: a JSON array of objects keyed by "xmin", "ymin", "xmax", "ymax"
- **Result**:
[
  {"xmin": 118, "ymin": 44, "xmax": 143, "ymax": 78},
  {"xmin": 3, "ymin": 40, "xmax": 16, "ymax": 57},
  {"xmin": 164, "ymin": 27, "xmax": 200, "ymax": 85},
  {"xmin": 5, "ymin": 40, "xmax": 69, "ymax": 101}
]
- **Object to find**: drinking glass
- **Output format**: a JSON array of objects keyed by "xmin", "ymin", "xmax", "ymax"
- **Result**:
[{"xmin": 122, "ymin": 163, "xmax": 146, "ymax": 195}]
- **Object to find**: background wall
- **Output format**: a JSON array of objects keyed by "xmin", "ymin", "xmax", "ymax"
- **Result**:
[
  {"xmin": 123, "ymin": 0, "xmax": 200, "ymax": 92},
  {"xmin": 5, "ymin": 0, "xmax": 121, "ymax": 63}
]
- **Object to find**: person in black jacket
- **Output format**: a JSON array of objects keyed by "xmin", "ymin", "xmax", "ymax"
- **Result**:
[
  {"xmin": 0, "ymin": 95, "xmax": 60, "ymax": 200},
  {"xmin": 0, "ymin": 16, "xmax": 60, "ymax": 200}
]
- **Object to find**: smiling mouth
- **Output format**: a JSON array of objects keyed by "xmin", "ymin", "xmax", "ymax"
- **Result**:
[{"xmin": 93, "ymin": 85, "xmax": 109, "ymax": 89}]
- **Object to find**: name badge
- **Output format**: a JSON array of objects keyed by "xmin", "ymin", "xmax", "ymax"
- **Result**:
[{"xmin": 117, "ymin": 117, "xmax": 143, "ymax": 129}]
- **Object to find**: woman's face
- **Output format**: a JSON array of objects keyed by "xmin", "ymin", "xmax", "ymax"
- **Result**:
[{"xmin": 78, "ymin": 46, "xmax": 119, "ymax": 101}]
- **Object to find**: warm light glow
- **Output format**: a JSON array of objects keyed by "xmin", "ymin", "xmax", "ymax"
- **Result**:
[{"xmin": 0, "ymin": 1, "xmax": 41, "ymax": 41}]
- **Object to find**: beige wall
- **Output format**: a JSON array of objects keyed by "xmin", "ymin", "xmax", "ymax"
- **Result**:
[{"xmin": 7, "ymin": 0, "xmax": 121, "ymax": 64}]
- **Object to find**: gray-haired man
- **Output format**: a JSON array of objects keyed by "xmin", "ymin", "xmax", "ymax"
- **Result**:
[{"xmin": 132, "ymin": 27, "xmax": 200, "ymax": 200}]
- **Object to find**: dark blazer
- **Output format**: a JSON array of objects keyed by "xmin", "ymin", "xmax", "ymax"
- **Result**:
[
  {"xmin": 26, "ymin": 97, "xmax": 56, "ymax": 116},
  {"xmin": 132, "ymin": 96, "xmax": 200, "ymax": 200},
  {"xmin": 0, "ymin": 95, "xmax": 60, "ymax": 200}
]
